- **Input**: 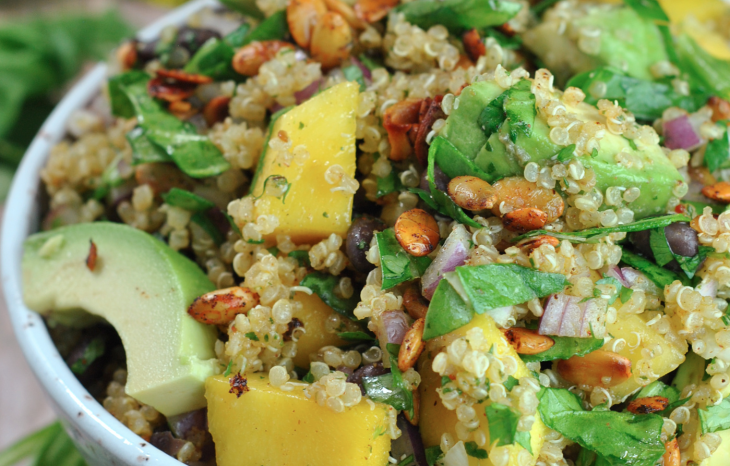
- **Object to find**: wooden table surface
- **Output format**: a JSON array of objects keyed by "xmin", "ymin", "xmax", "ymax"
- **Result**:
[{"xmin": 0, "ymin": 2, "xmax": 168, "ymax": 451}]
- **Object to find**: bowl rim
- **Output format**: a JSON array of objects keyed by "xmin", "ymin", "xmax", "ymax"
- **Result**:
[{"xmin": 1, "ymin": 1, "xmax": 220, "ymax": 464}]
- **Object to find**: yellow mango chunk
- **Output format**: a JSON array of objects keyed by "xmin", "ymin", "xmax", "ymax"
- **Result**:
[
  {"xmin": 206, "ymin": 375, "xmax": 391, "ymax": 466},
  {"xmin": 419, "ymin": 314, "xmax": 547, "ymax": 466},
  {"xmin": 251, "ymin": 82, "xmax": 359, "ymax": 244},
  {"xmin": 659, "ymin": 0, "xmax": 727, "ymax": 25},
  {"xmin": 604, "ymin": 314, "xmax": 687, "ymax": 400},
  {"xmin": 705, "ymin": 429, "xmax": 730, "ymax": 466},
  {"xmin": 292, "ymin": 291, "xmax": 347, "ymax": 368}
]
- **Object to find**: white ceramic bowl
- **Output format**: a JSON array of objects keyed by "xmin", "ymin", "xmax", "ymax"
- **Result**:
[{"xmin": 1, "ymin": 1, "xmax": 221, "ymax": 464}]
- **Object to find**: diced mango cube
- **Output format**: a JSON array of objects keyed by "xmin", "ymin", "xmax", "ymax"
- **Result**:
[
  {"xmin": 419, "ymin": 314, "xmax": 546, "ymax": 466},
  {"xmin": 206, "ymin": 375, "xmax": 391, "ymax": 466},
  {"xmin": 605, "ymin": 314, "xmax": 687, "ymax": 400},
  {"xmin": 251, "ymin": 82, "xmax": 359, "ymax": 244},
  {"xmin": 292, "ymin": 291, "xmax": 347, "ymax": 368}
]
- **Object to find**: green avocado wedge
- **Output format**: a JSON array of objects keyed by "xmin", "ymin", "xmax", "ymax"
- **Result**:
[{"xmin": 22, "ymin": 222, "xmax": 217, "ymax": 416}]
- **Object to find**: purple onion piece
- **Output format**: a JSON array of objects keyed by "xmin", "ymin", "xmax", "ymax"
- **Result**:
[
  {"xmin": 606, "ymin": 265, "xmax": 630, "ymax": 288},
  {"xmin": 579, "ymin": 299, "xmax": 604, "ymax": 338},
  {"xmin": 538, "ymin": 294, "xmax": 566, "ymax": 336},
  {"xmin": 294, "ymin": 78, "xmax": 324, "ymax": 104},
  {"xmin": 698, "ymin": 279, "xmax": 718, "ymax": 298},
  {"xmin": 167, "ymin": 408, "xmax": 208, "ymax": 439},
  {"xmin": 150, "ymin": 432, "xmax": 188, "ymax": 457},
  {"xmin": 542, "ymin": 293, "xmax": 606, "ymax": 338},
  {"xmin": 663, "ymin": 115, "xmax": 702, "ymax": 150},
  {"xmin": 382, "ymin": 310, "xmax": 410, "ymax": 344},
  {"xmin": 421, "ymin": 224, "xmax": 471, "ymax": 300},
  {"xmin": 390, "ymin": 414, "xmax": 428, "ymax": 466},
  {"xmin": 270, "ymin": 102, "xmax": 285, "ymax": 113},
  {"xmin": 620, "ymin": 267, "xmax": 644, "ymax": 289},
  {"xmin": 557, "ymin": 295, "xmax": 584, "ymax": 337}
]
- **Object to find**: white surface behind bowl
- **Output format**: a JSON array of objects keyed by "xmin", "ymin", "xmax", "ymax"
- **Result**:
[{"xmin": 1, "ymin": 1, "xmax": 219, "ymax": 464}]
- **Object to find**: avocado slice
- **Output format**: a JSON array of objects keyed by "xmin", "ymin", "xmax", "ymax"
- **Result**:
[
  {"xmin": 523, "ymin": 6, "xmax": 667, "ymax": 83},
  {"xmin": 434, "ymin": 79, "xmax": 683, "ymax": 219},
  {"xmin": 22, "ymin": 222, "xmax": 217, "ymax": 416}
]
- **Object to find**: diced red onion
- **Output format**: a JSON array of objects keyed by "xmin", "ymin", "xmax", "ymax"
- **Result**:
[
  {"xmin": 620, "ymin": 267, "xmax": 643, "ymax": 289},
  {"xmin": 294, "ymin": 78, "xmax": 324, "ymax": 104},
  {"xmin": 540, "ymin": 293, "xmax": 606, "ymax": 338},
  {"xmin": 150, "ymin": 432, "xmax": 188, "ymax": 457},
  {"xmin": 167, "ymin": 408, "xmax": 207, "ymax": 438},
  {"xmin": 539, "ymin": 294, "xmax": 568, "ymax": 336},
  {"xmin": 663, "ymin": 115, "xmax": 702, "ymax": 151},
  {"xmin": 606, "ymin": 265, "xmax": 630, "ymax": 288},
  {"xmin": 698, "ymin": 279, "xmax": 718, "ymax": 298},
  {"xmin": 557, "ymin": 295, "xmax": 583, "ymax": 337},
  {"xmin": 350, "ymin": 56, "xmax": 372, "ymax": 81},
  {"xmin": 579, "ymin": 299, "xmax": 606, "ymax": 338},
  {"xmin": 270, "ymin": 102, "xmax": 284, "ymax": 113},
  {"xmin": 381, "ymin": 310, "xmax": 409, "ymax": 344},
  {"xmin": 421, "ymin": 224, "xmax": 471, "ymax": 300}
]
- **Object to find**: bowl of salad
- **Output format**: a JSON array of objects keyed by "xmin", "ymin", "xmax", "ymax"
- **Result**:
[{"xmin": 6, "ymin": 0, "xmax": 730, "ymax": 464}]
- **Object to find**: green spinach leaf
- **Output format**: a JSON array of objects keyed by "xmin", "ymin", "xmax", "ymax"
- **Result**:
[
  {"xmin": 620, "ymin": 249, "xmax": 689, "ymax": 288},
  {"xmin": 126, "ymin": 126, "xmax": 172, "ymax": 165},
  {"xmin": 108, "ymin": 71, "xmax": 230, "ymax": 178},
  {"xmin": 538, "ymin": 388, "xmax": 665, "ymax": 466},
  {"xmin": 184, "ymin": 23, "xmax": 252, "ymax": 80},
  {"xmin": 393, "ymin": 0, "xmax": 522, "ymax": 34},
  {"xmin": 423, "ymin": 278, "xmax": 474, "ymax": 340},
  {"xmin": 486, "ymin": 403, "xmax": 531, "ymax": 452},
  {"xmin": 342, "ymin": 64, "xmax": 366, "ymax": 91},
  {"xmin": 288, "ymin": 250, "xmax": 311, "ymax": 267},
  {"xmin": 520, "ymin": 335, "xmax": 604, "ymax": 363},
  {"xmin": 162, "ymin": 188, "xmax": 215, "ymax": 212},
  {"xmin": 425, "ymin": 446, "xmax": 444, "ymax": 466},
  {"xmin": 514, "ymin": 214, "xmax": 690, "ymax": 244},
  {"xmin": 454, "ymin": 264, "xmax": 569, "ymax": 313},
  {"xmin": 376, "ymin": 229, "xmax": 432, "ymax": 290},
  {"xmin": 649, "ymin": 227, "xmax": 714, "ymax": 278},
  {"xmin": 423, "ymin": 264, "xmax": 567, "ymax": 340},
  {"xmin": 386, "ymin": 343, "xmax": 415, "ymax": 419},
  {"xmin": 362, "ymin": 373, "xmax": 411, "ymax": 411},
  {"xmin": 621, "ymin": 0, "xmax": 669, "ymax": 22},
  {"xmin": 566, "ymin": 67, "xmax": 707, "ymax": 121},
  {"xmin": 699, "ymin": 397, "xmax": 730, "ymax": 434},
  {"xmin": 464, "ymin": 441, "xmax": 488, "ymax": 459},
  {"xmin": 676, "ymin": 34, "xmax": 730, "ymax": 101},
  {"xmin": 300, "ymin": 272, "xmax": 361, "ymax": 320},
  {"xmin": 337, "ymin": 331, "xmax": 376, "ymax": 341},
  {"xmin": 703, "ymin": 124, "xmax": 730, "ymax": 172}
]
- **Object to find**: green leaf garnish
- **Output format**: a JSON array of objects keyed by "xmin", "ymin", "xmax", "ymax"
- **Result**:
[
  {"xmin": 538, "ymin": 388, "xmax": 665, "ymax": 466},
  {"xmin": 376, "ymin": 229, "xmax": 432, "ymax": 290},
  {"xmin": 300, "ymin": 272, "xmax": 361, "ymax": 320},
  {"xmin": 108, "ymin": 71, "xmax": 230, "ymax": 178},
  {"xmin": 514, "ymin": 214, "xmax": 690, "ymax": 244}
]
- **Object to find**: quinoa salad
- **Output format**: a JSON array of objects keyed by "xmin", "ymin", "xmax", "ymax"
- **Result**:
[{"xmin": 18, "ymin": 0, "xmax": 730, "ymax": 465}]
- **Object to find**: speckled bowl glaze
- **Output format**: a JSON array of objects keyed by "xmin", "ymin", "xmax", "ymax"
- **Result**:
[{"xmin": 1, "ymin": 1, "xmax": 219, "ymax": 464}]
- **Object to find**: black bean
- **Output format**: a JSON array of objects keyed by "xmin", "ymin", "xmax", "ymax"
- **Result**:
[
  {"xmin": 629, "ymin": 229, "xmax": 653, "ymax": 260},
  {"xmin": 175, "ymin": 27, "xmax": 221, "ymax": 54},
  {"xmin": 418, "ymin": 164, "xmax": 450, "ymax": 192},
  {"xmin": 135, "ymin": 40, "xmax": 159, "ymax": 65},
  {"xmin": 665, "ymin": 222, "xmax": 699, "ymax": 257},
  {"xmin": 346, "ymin": 216, "xmax": 386, "ymax": 273},
  {"xmin": 347, "ymin": 362, "xmax": 389, "ymax": 394}
]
